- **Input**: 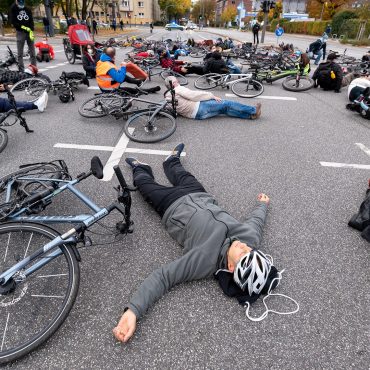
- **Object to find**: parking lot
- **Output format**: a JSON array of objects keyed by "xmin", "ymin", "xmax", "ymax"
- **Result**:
[{"xmin": 0, "ymin": 30, "xmax": 369, "ymax": 369}]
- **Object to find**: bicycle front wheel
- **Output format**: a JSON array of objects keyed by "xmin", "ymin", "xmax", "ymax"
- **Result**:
[
  {"xmin": 0, "ymin": 129, "xmax": 8, "ymax": 154},
  {"xmin": 282, "ymin": 75, "xmax": 314, "ymax": 92},
  {"xmin": 79, "ymin": 94, "xmax": 127, "ymax": 118},
  {"xmin": 0, "ymin": 222, "xmax": 80, "ymax": 364},
  {"xmin": 124, "ymin": 110, "xmax": 176, "ymax": 143},
  {"xmin": 10, "ymin": 78, "xmax": 49, "ymax": 103},
  {"xmin": 160, "ymin": 70, "xmax": 188, "ymax": 86},
  {"xmin": 231, "ymin": 79, "xmax": 264, "ymax": 98},
  {"xmin": 194, "ymin": 73, "xmax": 221, "ymax": 90}
]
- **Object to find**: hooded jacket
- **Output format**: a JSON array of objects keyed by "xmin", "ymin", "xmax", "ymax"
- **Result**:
[
  {"xmin": 126, "ymin": 192, "xmax": 268, "ymax": 319},
  {"xmin": 10, "ymin": 3, "xmax": 34, "ymax": 32}
]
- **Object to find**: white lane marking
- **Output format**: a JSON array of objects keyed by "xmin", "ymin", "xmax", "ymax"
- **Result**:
[
  {"xmin": 38, "ymin": 68, "xmax": 47, "ymax": 72},
  {"xmin": 46, "ymin": 65, "xmax": 59, "ymax": 69},
  {"xmin": 1, "ymin": 313, "xmax": 10, "ymax": 351},
  {"xmin": 355, "ymin": 143, "xmax": 370, "ymax": 157},
  {"xmin": 320, "ymin": 162, "xmax": 370, "ymax": 170},
  {"xmin": 54, "ymin": 143, "xmax": 115, "ymax": 151},
  {"xmin": 37, "ymin": 273, "xmax": 68, "ymax": 278},
  {"xmin": 31, "ymin": 294, "xmax": 65, "ymax": 298},
  {"xmin": 225, "ymin": 93, "xmax": 297, "ymax": 101},
  {"xmin": 54, "ymin": 142, "xmax": 186, "ymax": 157},
  {"xmin": 88, "ymin": 86, "xmax": 100, "ymax": 90},
  {"xmin": 57, "ymin": 62, "xmax": 67, "ymax": 66},
  {"xmin": 102, "ymin": 130, "xmax": 131, "ymax": 181}
]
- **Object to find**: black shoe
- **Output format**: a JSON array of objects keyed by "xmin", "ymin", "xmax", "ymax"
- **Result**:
[
  {"xmin": 165, "ymin": 143, "xmax": 185, "ymax": 161},
  {"xmin": 125, "ymin": 157, "xmax": 148, "ymax": 169}
]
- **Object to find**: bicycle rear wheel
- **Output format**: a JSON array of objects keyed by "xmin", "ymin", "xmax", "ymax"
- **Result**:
[
  {"xmin": 10, "ymin": 78, "xmax": 49, "ymax": 103},
  {"xmin": 124, "ymin": 110, "xmax": 176, "ymax": 143},
  {"xmin": 160, "ymin": 70, "xmax": 188, "ymax": 86},
  {"xmin": 282, "ymin": 75, "xmax": 314, "ymax": 92},
  {"xmin": 0, "ymin": 129, "xmax": 8, "ymax": 154},
  {"xmin": 231, "ymin": 79, "xmax": 264, "ymax": 98},
  {"xmin": 0, "ymin": 222, "xmax": 80, "ymax": 364},
  {"xmin": 79, "ymin": 94, "xmax": 127, "ymax": 118},
  {"xmin": 0, "ymin": 162, "xmax": 67, "ymax": 220},
  {"xmin": 194, "ymin": 73, "xmax": 221, "ymax": 90}
]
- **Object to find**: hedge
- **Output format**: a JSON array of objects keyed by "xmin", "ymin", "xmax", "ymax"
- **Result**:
[
  {"xmin": 270, "ymin": 19, "xmax": 330, "ymax": 36},
  {"xmin": 339, "ymin": 19, "xmax": 370, "ymax": 39}
]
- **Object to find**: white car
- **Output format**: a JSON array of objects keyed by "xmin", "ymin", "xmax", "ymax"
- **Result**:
[
  {"xmin": 165, "ymin": 23, "xmax": 184, "ymax": 31},
  {"xmin": 186, "ymin": 23, "xmax": 197, "ymax": 30}
]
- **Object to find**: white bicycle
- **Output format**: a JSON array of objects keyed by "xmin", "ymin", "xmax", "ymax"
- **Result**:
[{"xmin": 194, "ymin": 73, "xmax": 264, "ymax": 98}]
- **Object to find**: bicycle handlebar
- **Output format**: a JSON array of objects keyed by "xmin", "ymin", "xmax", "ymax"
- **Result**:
[{"xmin": 113, "ymin": 165, "xmax": 128, "ymax": 189}]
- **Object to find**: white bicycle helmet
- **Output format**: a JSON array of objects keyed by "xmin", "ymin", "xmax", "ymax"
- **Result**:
[{"xmin": 233, "ymin": 249, "xmax": 272, "ymax": 295}]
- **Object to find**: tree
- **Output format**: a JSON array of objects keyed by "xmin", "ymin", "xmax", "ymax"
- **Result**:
[
  {"xmin": 191, "ymin": 0, "xmax": 215, "ymax": 25},
  {"xmin": 268, "ymin": 1, "xmax": 282, "ymax": 22},
  {"xmin": 220, "ymin": 5, "xmax": 237, "ymax": 26},
  {"xmin": 159, "ymin": 0, "xmax": 191, "ymax": 23},
  {"xmin": 306, "ymin": 0, "xmax": 351, "ymax": 19}
]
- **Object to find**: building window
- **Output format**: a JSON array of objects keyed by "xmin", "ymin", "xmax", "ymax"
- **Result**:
[
  {"xmin": 138, "ymin": 1, "xmax": 144, "ymax": 7},
  {"xmin": 139, "ymin": 12, "xmax": 144, "ymax": 17},
  {"xmin": 122, "ymin": 0, "xmax": 129, "ymax": 7}
]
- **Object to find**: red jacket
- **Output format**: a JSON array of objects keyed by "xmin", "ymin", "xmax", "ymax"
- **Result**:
[
  {"xmin": 34, "ymin": 42, "xmax": 55, "ymax": 59},
  {"xmin": 160, "ymin": 57, "xmax": 184, "ymax": 74}
]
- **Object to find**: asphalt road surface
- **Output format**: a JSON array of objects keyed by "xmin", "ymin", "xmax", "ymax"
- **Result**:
[{"xmin": 0, "ymin": 29, "xmax": 369, "ymax": 369}]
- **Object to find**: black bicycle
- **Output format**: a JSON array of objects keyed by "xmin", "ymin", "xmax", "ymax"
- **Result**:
[
  {"xmin": 0, "ymin": 86, "xmax": 33, "ymax": 153},
  {"xmin": 79, "ymin": 83, "xmax": 178, "ymax": 143}
]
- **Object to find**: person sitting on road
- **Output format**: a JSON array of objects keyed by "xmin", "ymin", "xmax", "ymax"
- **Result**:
[
  {"xmin": 130, "ymin": 49, "xmax": 155, "ymax": 59},
  {"xmin": 113, "ymin": 143, "xmax": 299, "ymax": 343},
  {"xmin": 82, "ymin": 44, "xmax": 101, "ymax": 79},
  {"xmin": 0, "ymin": 85, "xmax": 48, "ymax": 113},
  {"xmin": 158, "ymin": 48, "xmax": 204, "ymax": 76},
  {"xmin": 308, "ymin": 33, "xmax": 328, "ymax": 65},
  {"xmin": 204, "ymin": 46, "xmax": 242, "ymax": 74},
  {"xmin": 96, "ymin": 47, "xmax": 148, "ymax": 92},
  {"xmin": 312, "ymin": 52, "xmax": 343, "ymax": 93},
  {"xmin": 164, "ymin": 76, "xmax": 261, "ymax": 120},
  {"xmin": 34, "ymin": 37, "xmax": 55, "ymax": 62},
  {"xmin": 361, "ymin": 50, "xmax": 370, "ymax": 62}
]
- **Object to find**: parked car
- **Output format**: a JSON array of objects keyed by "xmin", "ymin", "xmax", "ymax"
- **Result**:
[
  {"xmin": 165, "ymin": 23, "xmax": 184, "ymax": 31},
  {"xmin": 185, "ymin": 22, "xmax": 197, "ymax": 30}
]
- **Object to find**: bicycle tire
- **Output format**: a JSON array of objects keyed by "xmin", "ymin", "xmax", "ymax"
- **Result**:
[
  {"xmin": 79, "ymin": 94, "xmax": 127, "ymax": 118},
  {"xmin": 0, "ymin": 129, "xmax": 8, "ymax": 154},
  {"xmin": 64, "ymin": 43, "xmax": 75, "ymax": 64},
  {"xmin": 231, "ymin": 79, "xmax": 264, "ymax": 98},
  {"xmin": 194, "ymin": 73, "xmax": 221, "ymax": 90},
  {"xmin": 124, "ymin": 110, "xmax": 176, "ymax": 143},
  {"xmin": 10, "ymin": 77, "xmax": 49, "ymax": 103},
  {"xmin": 160, "ymin": 70, "xmax": 188, "ymax": 86},
  {"xmin": 0, "ymin": 162, "xmax": 66, "ymax": 220},
  {"xmin": 0, "ymin": 222, "xmax": 80, "ymax": 364},
  {"xmin": 282, "ymin": 75, "xmax": 314, "ymax": 92}
]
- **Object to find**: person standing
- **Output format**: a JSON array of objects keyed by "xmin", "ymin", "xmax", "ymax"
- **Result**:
[
  {"xmin": 252, "ymin": 21, "xmax": 260, "ymax": 45},
  {"xmin": 112, "ymin": 19, "xmax": 116, "ymax": 31},
  {"xmin": 42, "ymin": 16, "xmax": 49, "ymax": 36},
  {"xmin": 149, "ymin": 22, "xmax": 153, "ymax": 33},
  {"xmin": 92, "ymin": 19, "xmax": 98, "ymax": 35},
  {"xmin": 9, "ymin": 0, "xmax": 37, "ymax": 72},
  {"xmin": 119, "ymin": 19, "xmax": 124, "ymax": 31}
]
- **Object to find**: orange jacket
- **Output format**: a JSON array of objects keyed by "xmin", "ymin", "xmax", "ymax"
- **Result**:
[{"xmin": 96, "ymin": 60, "xmax": 120, "ymax": 90}]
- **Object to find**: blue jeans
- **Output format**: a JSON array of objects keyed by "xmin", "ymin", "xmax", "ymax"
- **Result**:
[
  {"xmin": 0, "ymin": 98, "xmax": 36, "ymax": 113},
  {"xmin": 195, "ymin": 99, "xmax": 256, "ymax": 120},
  {"xmin": 227, "ymin": 60, "xmax": 241, "ymax": 74},
  {"xmin": 314, "ymin": 49, "xmax": 323, "ymax": 65}
]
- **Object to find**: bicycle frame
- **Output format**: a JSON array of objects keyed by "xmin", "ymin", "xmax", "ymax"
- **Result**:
[
  {"xmin": 0, "ymin": 170, "xmax": 130, "ymax": 286},
  {"xmin": 207, "ymin": 73, "xmax": 254, "ymax": 89}
]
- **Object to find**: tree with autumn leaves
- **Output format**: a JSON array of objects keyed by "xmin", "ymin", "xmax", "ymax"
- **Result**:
[
  {"xmin": 158, "ymin": 0, "xmax": 192, "ymax": 23},
  {"xmin": 220, "ymin": 5, "xmax": 237, "ymax": 27},
  {"xmin": 306, "ymin": 0, "xmax": 352, "ymax": 20}
]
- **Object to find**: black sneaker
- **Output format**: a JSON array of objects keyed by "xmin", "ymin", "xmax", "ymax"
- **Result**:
[
  {"xmin": 125, "ymin": 157, "xmax": 148, "ymax": 169},
  {"xmin": 165, "ymin": 143, "xmax": 185, "ymax": 161}
]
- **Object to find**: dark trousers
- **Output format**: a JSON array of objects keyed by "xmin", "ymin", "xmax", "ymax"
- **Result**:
[
  {"xmin": 133, "ymin": 157, "xmax": 206, "ymax": 217},
  {"xmin": 16, "ymin": 30, "xmax": 37, "ymax": 72},
  {"xmin": 186, "ymin": 65, "xmax": 205, "ymax": 75},
  {"xmin": 253, "ymin": 31, "xmax": 259, "ymax": 44},
  {"xmin": 349, "ymin": 86, "xmax": 365, "ymax": 102},
  {"xmin": 0, "ymin": 98, "xmax": 36, "ymax": 113}
]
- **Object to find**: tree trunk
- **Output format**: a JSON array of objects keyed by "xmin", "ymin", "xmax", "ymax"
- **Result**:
[{"xmin": 75, "ymin": 0, "xmax": 80, "ymax": 19}]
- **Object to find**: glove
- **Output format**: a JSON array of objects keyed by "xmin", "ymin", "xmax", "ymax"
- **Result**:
[
  {"xmin": 21, "ymin": 25, "xmax": 31, "ymax": 32},
  {"xmin": 29, "ymin": 30, "xmax": 35, "ymax": 42}
]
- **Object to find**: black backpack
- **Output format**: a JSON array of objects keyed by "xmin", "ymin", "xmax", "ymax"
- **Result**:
[{"xmin": 252, "ymin": 23, "xmax": 260, "ymax": 32}]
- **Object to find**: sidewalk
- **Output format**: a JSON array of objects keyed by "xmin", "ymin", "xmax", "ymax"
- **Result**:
[{"xmin": 199, "ymin": 27, "xmax": 367, "ymax": 59}]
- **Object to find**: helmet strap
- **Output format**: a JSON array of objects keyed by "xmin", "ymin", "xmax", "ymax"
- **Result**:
[{"xmin": 244, "ymin": 270, "xmax": 300, "ymax": 322}]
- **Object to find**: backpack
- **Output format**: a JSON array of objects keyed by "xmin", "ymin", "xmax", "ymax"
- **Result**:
[{"xmin": 252, "ymin": 23, "xmax": 260, "ymax": 32}]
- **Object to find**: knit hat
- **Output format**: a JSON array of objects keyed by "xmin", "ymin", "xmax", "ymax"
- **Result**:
[{"xmin": 327, "ymin": 52, "xmax": 338, "ymax": 61}]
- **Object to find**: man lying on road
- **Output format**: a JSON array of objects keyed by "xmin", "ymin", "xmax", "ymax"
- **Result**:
[{"xmin": 112, "ymin": 144, "xmax": 298, "ymax": 343}]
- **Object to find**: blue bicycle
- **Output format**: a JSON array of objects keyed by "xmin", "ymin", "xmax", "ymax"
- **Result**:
[{"xmin": 0, "ymin": 157, "xmax": 134, "ymax": 363}]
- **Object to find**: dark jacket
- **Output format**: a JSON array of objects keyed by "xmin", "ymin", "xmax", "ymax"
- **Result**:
[
  {"xmin": 10, "ymin": 3, "xmax": 34, "ymax": 32},
  {"xmin": 312, "ymin": 60, "xmax": 343, "ymax": 91},
  {"xmin": 309, "ymin": 40, "xmax": 327, "ymax": 59},
  {"xmin": 204, "ymin": 53, "xmax": 229, "ymax": 74},
  {"xmin": 82, "ymin": 51, "xmax": 101, "ymax": 77},
  {"xmin": 126, "ymin": 192, "xmax": 269, "ymax": 319}
]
